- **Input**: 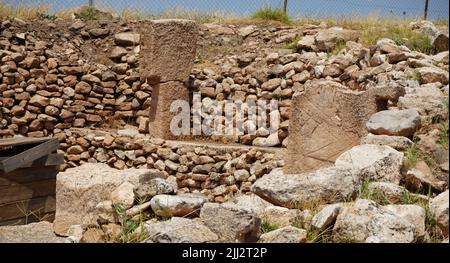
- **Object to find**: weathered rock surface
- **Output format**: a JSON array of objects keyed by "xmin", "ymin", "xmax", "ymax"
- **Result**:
[
  {"xmin": 383, "ymin": 204, "xmax": 426, "ymax": 241},
  {"xmin": 367, "ymin": 182, "xmax": 429, "ymax": 204},
  {"xmin": 335, "ymin": 144, "xmax": 404, "ymax": 184},
  {"xmin": 405, "ymin": 161, "xmax": 446, "ymax": 193},
  {"xmin": 140, "ymin": 19, "xmax": 198, "ymax": 82},
  {"xmin": 53, "ymin": 163, "xmax": 154, "ymax": 236},
  {"xmin": 411, "ymin": 21, "xmax": 449, "ymax": 51},
  {"xmin": 315, "ymin": 27, "xmax": 360, "ymax": 52},
  {"xmin": 311, "ymin": 203, "xmax": 344, "ymax": 231},
  {"xmin": 145, "ymin": 217, "xmax": 218, "ymax": 243},
  {"xmin": 262, "ymin": 206, "xmax": 298, "ymax": 227},
  {"xmin": 251, "ymin": 167, "xmax": 360, "ymax": 208},
  {"xmin": 258, "ymin": 226, "xmax": 307, "ymax": 243},
  {"xmin": 366, "ymin": 109, "xmax": 421, "ymax": 137},
  {"xmin": 398, "ymin": 81, "xmax": 448, "ymax": 125},
  {"xmin": 110, "ymin": 182, "xmax": 135, "ymax": 209},
  {"xmin": 0, "ymin": 222, "xmax": 64, "ymax": 243},
  {"xmin": 332, "ymin": 199, "xmax": 416, "ymax": 243},
  {"xmin": 361, "ymin": 133, "xmax": 413, "ymax": 150},
  {"xmin": 200, "ymin": 203, "xmax": 261, "ymax": 243},
  {"xmin": 429, "ymin": 190, "xmax": 449, "ymax": 237},
  {"xmin": 150, "ymin": 193, "xmax": 208, "ymax": 217},
  {"xmin": 285, "ymin": 80, "xmax": 403, "ymax": 174},
  {"xmin": 134, "ymin": 178, "xmax": 176, "ymax": 199},
  {"xmin": 229, "ymin": 193, "xmax": 272, "ymax": 217},
  {"xmin": 80, "ymin": 228, "xmax": 106, "ymax": 243},
  {"xmin": 114, "ymin": 32, "xmax": 140, "ymax": 46}
]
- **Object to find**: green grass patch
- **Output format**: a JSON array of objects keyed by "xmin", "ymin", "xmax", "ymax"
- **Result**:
[
  {"xmin": 307, "ymin": 226, "xmax": 333, "ymax": 243},
  {"xmin": 114, "ymin": 203, "xmax": 148, "ymax": 243},
  {"xmin": 358, "ymin": 180, "xmax": 392, "ymax": 205},
  {"xmin": 327, "ymin": 40, "xmax": 346, "ymax": 57},
  {"xmin": 250, "ymin": 6, "xmax": 291, "ymax": 24},
  {"xmin": 77, "ymin": 6, "xmax": 103, "ymax": 20},
  {"xmin": 283, "ymin": 35, "xmax": 302, "ymax": 49},
  {"xmin": 260, "ymin": 219, "xmax": 280, "ymax": 233},
  {"xmin": 437, "ymin": 120, "xmax": 449, "ymax": 149},
  {"xmin": 404, "ymin": 143, "xmax": 420, "ymax": 169},
  {"xmin": 0, "ymin": 0, "xmax": 50, "ymax": 20}
]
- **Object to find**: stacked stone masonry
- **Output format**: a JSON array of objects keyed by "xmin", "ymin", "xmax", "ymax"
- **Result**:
[{"xmin": 59, "ymin": 127, "xmax": 283, "ymax": 203}]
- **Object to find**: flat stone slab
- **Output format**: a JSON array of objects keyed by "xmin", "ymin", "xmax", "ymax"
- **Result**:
[
  {"xmin": 140, "ymin": 19, "xmax": 198, "ymax": 82},
  {"xmin": 0, "ymin": 222, "xmax": 65, "ymax": 243},
  {"xmin": 285, "ymin": 80, "xmax": 404, "ymax": 174},
  {"xmin": 366, "ymin": 109, "xmax": 421, "ymax": 137},
  {"xmin": 251, "ymin": 167, "xmax": 360, "ymax": 208}
]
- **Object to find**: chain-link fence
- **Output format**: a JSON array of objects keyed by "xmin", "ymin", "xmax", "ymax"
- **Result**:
[{"xmin": 4, "ymin": 0, "xmax": 450, "ymax": 20}]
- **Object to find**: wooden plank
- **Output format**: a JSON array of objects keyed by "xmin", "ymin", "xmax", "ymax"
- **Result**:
[
  {"xmin": 0, "ymin": 213, "xmax": 55, "ymax": 226},
  {"xmin": 0, "ymin": 154, "xmax": 64, "ymax": 170},
  {"xmin": 0, "ymin": 196, "xmax": 55, "ymax": 222},
  {"xmin": 0, "ymin": 139, "xmax": 59, "ymax": 173},
  {"xmin": 23, "ymin": 154, "xmax": 64, "ymax": 168},
  {"xmin": 0, "ymin": 166, "xmax": 59, "ymax": 187},
  {"xmin": 0, "ymin": 179, "xmax": 56, "ymax": 204},
  {"xmin": 0, "ymin": 137, "xmax": 51, "ymax": 149}
]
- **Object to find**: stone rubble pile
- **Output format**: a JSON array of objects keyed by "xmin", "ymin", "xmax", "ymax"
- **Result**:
[
  {"xmin": 0, "ymin": 18, "xmax": 448, "ymax": 244},
  {"xmin": 2, "ymin": 19, "xmax": 448, "ymax": 148}
]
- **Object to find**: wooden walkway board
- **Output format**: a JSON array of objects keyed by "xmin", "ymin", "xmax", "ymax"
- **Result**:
[
  {"xmin": 0, "ymin": 137, "xmax": 51, "ymax": 149},
  {"xmin": 0, "ymin": 137, "xmax": 62, "ymax": 226},
  {"xmin": 0, "ymin": 138, "xmax": 60, "ymax": 173}
]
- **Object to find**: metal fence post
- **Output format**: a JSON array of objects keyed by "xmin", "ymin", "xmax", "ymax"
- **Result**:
[
  {"xmin": 424, "ymin": 0, "xmax": 429, "ymax": 20},
  {"xmin": 283, "ymin": 0, "xmax": 288, "ymax": 15},
  {"xmin": 89, "ymin": 0, "xmax": 94, "ymax": 7}
]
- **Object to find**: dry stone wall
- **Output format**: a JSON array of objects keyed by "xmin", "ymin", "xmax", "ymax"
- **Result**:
[
  {"xmin": 58, "ymin": 127, "xmax": 283, "ymax": 203},
  {"xmin": 0, "ymin": 19, "xmax": 151, "ymax": 138}
]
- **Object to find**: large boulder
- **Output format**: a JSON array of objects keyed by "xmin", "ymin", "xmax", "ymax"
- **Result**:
[
  {"xmin": 258, "ymin": 226, "xmax": 307, "ymax": 243},
  {"xmin": 0, "ymin": 222, "xmax": 65, "ymax": 243},
  {"xmin": 410, "ymin": 21, "xmax": 449, "ymax": 51},
  {"xmin": 405, "ymin": 160, "xmax": 446, "ymax": 193},
  {"xmin": 262, "ymin": 206, "xmax": 298, "ymax": 227},
  {"xmin": 311, "ymin": 203, "xmax": 344, "ymax": 231},
  {"xmin": 150, "ymin": 194, "xmax": 208, "ymax": 217},
  {"xmin": 284, "ymin": 80, "xmax": 404, "ymax": 174},
  {"xmin": 114, "ymin": 32, "xmax": 140, "ymax": 46},
  {"xmin": 251, "ymin": 167, "xmax": 360, "ymax": 208},
  {"xmin": 227, "ymin": 193, "xmax": 272, "ymax": 217},
  {"xmin": 398, "ymin": 82, "xmax": 448, "ymax": 125},
  {"xmin": 383, "ymin": 204, "xmax": 426, "ymax": 241},
  {"xmin": 366, "ymin": 109, "xmax": 421, "ymax": 137},
  {"xmin": 417, "ymin": 67, "xmax": 449, "ymax": 85},
  {"xmin": 110, "ymin": 182, "xmax": 135, "ymax": 210},
  {"xmin": 332, "ymin": 199, "xmax": 416, "ymax": 243},
  {"xmin": 145, "ymin": 217, "xmax": 218, "ymax": 243},
  {"xmin": 335, "ymin": 144, "xmax": 404, "ymax": 184},
  {"xmin": 361, "ymin": 133, "xmax": 413, "ymax": 150},
  {"xmin": 200, "ymin": 203, "xmax": 261, "ymax": 243},
  {"xmin": 54, "ymin": 163, "xmax": 161, "ymax": 236},
  {"xmin": 429, "ymin": 190, "xmax": 449, "ymax": 238},
  {"xmin": 315, "ymin": 27, "xmax": 360, "ymax": 52}
]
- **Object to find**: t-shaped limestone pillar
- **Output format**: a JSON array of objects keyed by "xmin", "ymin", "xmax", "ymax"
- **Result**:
[
  {"xmin": 140, "ymin": 19, "xmax": 198, "ymax": 139},
  {"xmin": 284, "ymin": 79, "xmax": 404, "ymax": 174}
]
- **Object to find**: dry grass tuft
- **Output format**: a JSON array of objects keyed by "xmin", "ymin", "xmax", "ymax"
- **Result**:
[{"xmin": 0, "ymin": 0, "xmax": 50, "ymax": 20}]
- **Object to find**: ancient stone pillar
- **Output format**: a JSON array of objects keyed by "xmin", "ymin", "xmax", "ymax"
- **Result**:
[
  {"xmin": 284, "ymin": 80, "xmax": 404, "ymax": 174},
  {"xmin": 140, "ymin": 19, "xmax": 198, "ymax": 139}
]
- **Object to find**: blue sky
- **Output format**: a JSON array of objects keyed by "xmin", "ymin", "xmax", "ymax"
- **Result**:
[{"xmin": 9, "ymin": 0, "xmax": 450, "ymax": 19}]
